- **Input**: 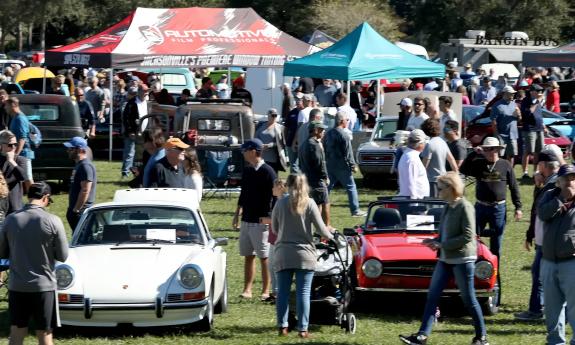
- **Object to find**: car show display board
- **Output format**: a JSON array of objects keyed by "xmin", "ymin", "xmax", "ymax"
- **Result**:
[{"xmin": 45, "ymin": 7, "xmax": 317, "ymax": 68}]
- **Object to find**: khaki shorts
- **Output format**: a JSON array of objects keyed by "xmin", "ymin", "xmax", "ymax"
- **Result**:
[
  {"xmin": 522, "ymin": 131, "xmax": 544, "ymax": 155},
  {"xmin": 501, "ymin": 137, "xmax": 517, "ymax": 158},
  {"xmin": 239, "ymin": 221, "xmax": 270, "ymax": 258}
]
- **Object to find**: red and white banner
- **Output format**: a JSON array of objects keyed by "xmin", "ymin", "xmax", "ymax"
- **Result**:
[{"xmin": 46, "ymin": 8, "xmax": 316, "ymax": 68}]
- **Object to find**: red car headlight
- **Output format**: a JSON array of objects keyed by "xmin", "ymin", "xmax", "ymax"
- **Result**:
[
  {"xmin": 362, "ymin": 259, "xmax": 382, "ymax": 278},
  {"xmin": 475, "ymin": 261, "xmax": 494, "ymax": 280}
]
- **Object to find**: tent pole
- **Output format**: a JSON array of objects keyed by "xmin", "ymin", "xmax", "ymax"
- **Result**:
[
  {"xmin": 227, "ymin": 68, "xmax": 231, "ymax": 90},
  {"xmin": 109, "ymin": 69, "xmax": 113, "ymax": 162},
  {"xmin": 376, "ymin": 79, "xmax": 380, "ymax": 118},
  {"xmin": 346, "ymin": 80, "xmax": 351, "ymax": 106},
  {"xmin": 42, "ymin": 67, "xmax": 47, "ymax": 94}
]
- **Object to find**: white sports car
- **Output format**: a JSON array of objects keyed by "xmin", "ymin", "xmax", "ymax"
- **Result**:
[{"xmin": 56, "ymin": 188, "xmax": 228, "ymax": 330}]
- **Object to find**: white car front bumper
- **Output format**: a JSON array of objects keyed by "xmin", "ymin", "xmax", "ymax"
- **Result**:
[{"xmin": 59, "ymin": 297, "xmax": 209, "ymax": 327}]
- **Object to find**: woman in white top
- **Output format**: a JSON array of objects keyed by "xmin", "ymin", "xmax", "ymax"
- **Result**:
[{"xmin": 183, "ymin": 148, "xmax": 203, "ymax": 202}]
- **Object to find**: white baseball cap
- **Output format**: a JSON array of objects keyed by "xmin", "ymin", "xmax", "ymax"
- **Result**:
[{"xmin": 398, "ymin": 98, "xmax": 413, "ymax": 107}]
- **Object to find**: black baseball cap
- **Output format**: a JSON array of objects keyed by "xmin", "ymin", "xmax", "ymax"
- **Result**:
[
  {"xmin": 27, "ymin": 181, "xmax": 53, "ymax": 203},
  {"xmin": 530, "ymin": 84, "xmax": 544, "ymax": 92}
]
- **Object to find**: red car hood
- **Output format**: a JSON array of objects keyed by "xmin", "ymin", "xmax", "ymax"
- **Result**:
[{"xmin": 361, "ymin": 233, "xmax": 438, "ymax": 261}]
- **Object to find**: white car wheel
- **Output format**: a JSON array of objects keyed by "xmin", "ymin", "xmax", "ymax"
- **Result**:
[
  {"xmin": 197, "ymin": 285, "xmax": 214, "ymax": 331},
  {"xmin": 214, "ymin": 277, "xmax": 228, "ymax": 314}
]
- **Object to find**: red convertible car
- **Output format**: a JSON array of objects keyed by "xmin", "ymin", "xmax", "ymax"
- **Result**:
[{"xmin": 343, "ymin": 197, "xmax": 500, "ymax": 315}]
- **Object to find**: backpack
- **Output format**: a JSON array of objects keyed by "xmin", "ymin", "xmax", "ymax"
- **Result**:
[{"xmin": 28, "ymin": 123, "xmax": 42, "ymax": 148}]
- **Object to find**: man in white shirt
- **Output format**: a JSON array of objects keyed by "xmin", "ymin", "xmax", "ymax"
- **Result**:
[
  {"xmin": 297, "ymin": 94, "xmax": 314, "ymax": 124},
  {"xmin": 406, "ymin": 96, "xmax": 429, "ymax": 130},
  {"xmin": 398, "ymin": 129, "xmax": 430, "ymax": 199},
  {"xmin": 336, "ymin": 93, "xmax": 358, "ymax": 131},
  {"xmin": 438, "ymin": 96, "xmax": 456, "ymax": 133}
]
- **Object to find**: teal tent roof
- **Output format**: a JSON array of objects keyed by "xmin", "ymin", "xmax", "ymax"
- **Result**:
[{"xmin": 284, "ymin": 22, "xmax": 445, "ymax": 80}]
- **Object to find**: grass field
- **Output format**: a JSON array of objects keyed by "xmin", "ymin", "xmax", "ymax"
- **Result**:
[{"xmin": 0, "ymin": 160, "xmax": 568, "ymax": 344}]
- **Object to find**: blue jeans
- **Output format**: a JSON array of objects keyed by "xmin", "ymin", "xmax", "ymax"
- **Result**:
[
  {"xmin": 418, "ymin": 261, "xmax": 486, "ymax": 338},
  {"xmin": 528, "ymin": 245, "xmax": 544, "ymax": 313},
  {"xmin": 475, "ymin": 203, "xmax": 507, "ymax": 258},
  {"xmin": 541, "ymin": 258, "xmax": 575, "ymax": 345},
  {"xmin": 287, "ymin": 146, "xmax": 298, "ymax": 173},
  {"xmin": 121, "ymin": 136, "xmax": 135, "ymax": 175},
  {"xmin": 327, "ymin": 167, "xmax": 360, "ymax": 214},
  {"xmin": 276, "ymin": 269, "xmax": 314, "ymax": 332}
]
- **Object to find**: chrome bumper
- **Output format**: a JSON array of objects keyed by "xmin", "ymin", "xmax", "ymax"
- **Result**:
[
  {"xmin": 60, "ymin": 297, "xmax": 208, "ymax": 319},
  {"xmin": 355, "ymin": 287, "xmax": 495, "ymax": 297}
]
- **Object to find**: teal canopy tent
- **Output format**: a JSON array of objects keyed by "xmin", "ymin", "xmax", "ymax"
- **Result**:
[{"xmin": 283, "ymin": 22, "xmax": 445, "ymax": 80}]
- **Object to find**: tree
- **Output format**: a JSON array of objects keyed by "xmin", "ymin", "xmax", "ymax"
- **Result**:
[{"xmin": 311, "ymin": 0, "xmax": 404, "ymax": 41}]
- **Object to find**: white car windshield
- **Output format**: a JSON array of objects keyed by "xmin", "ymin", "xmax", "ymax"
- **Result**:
[
  {"xmin": 74, "ymin": 206, "xmax": 205, "ymax": 246},
  {"xmin": 372, "ymin": 120, "xmax": 397, "ymax": 140}
]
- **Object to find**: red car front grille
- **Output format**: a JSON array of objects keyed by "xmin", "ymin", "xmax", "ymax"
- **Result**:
[{"xmin": 381, "ymin": 261, "xmax": 436, "ymax": 277}]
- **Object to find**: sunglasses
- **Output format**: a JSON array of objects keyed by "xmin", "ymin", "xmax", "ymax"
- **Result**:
[
  {"xmin": 483, "ymin": 147, "xmax": 498, "ymax": 152},
  {"xmin": 168, "ymin": 147, "xmax": 185, "ymax": 152},
  {"xmin": 3, "ymin": 143, "xmax": 17, "ymax": 147},
  {"xmin": 414, "ymin": 103, "xmax": 424, "ymax": 106}
]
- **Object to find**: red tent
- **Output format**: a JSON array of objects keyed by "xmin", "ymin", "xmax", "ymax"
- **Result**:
[{"xmin": 46, "ymin": 7, "xmax": 316, "ymax": 68}]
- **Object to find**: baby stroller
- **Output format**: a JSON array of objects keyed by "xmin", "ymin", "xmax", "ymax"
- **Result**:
[{"xmin": 291, "ymin": 232, "xmax": 357, "ymax": 333}]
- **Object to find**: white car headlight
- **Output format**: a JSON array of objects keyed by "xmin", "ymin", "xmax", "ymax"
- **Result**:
[
  {"xmin": 56, "ymin": 265, "xmax": 74, "ymax": 290},
  {"xmin": 362, "ymin": 259, "xmax": 382, "ymax": 278},
  {"xmin": 179, "ymin": 265, "xmax": 203, "ymax": 289},
  {"xmin": 475, "ymin": 261, "xmax": 494, "ymax": 280}
]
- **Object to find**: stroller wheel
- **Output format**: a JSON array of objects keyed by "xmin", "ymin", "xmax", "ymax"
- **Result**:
[{"xmin": 344, "ymin": 313, "xmax": 356, "ymax": 334}]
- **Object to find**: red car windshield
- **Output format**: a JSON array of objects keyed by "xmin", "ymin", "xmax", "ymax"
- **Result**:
[{"xmin": 366, "ymin": 201, "xmax": 445, "ymax": 232}]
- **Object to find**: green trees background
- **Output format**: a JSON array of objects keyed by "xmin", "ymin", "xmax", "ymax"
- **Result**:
[{"xmin": 0, "ymin": 0, "xmax": 573, "ymax": 53}]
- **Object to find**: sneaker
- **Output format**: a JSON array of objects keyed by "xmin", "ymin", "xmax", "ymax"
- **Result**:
[
  {"xmin": 521, "ymin": 172, "xmax": 530, "ymax": 179},
  {"xmin": 399, "ymin": 333, "xmax": 427, "ymax": 345},
  {"xmin": 352, "ymin": 210, "xmax": 367, "ymax": 217},
  {"xmin": 514, "ymin": 310, "xmax": 543, "ymax": 321},
  {"xmin": 470, "ymin": 336, "xmax": 489, "ymax": 345}
]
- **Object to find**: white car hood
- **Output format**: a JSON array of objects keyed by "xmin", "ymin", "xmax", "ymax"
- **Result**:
[
  {"xmin": 68, "ymin": 245, "xmax": 204, "ymax": 303},
  {"xmin": 358, "ymin": 141, "xmax": 394, "ymax": 152}
]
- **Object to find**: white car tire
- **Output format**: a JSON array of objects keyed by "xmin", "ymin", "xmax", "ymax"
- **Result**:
[
  {"xmin": 197, "ymin": 285, "xmax": 214, "ymax": 331},
  {"xmin": 214, "ymin": 277, "xmax": 228, "ymax": 314}
]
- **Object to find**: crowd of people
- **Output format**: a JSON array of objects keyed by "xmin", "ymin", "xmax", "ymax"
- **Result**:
[{"xmin": 3, "ymin": 59, "xmax": 575, "ymax": 345}]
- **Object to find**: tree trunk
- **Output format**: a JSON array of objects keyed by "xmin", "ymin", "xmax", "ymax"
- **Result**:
[
  {"xmin": 0, "ymin": 25, "xmax": 5, "ymax": 52},
  {"xmin": 17, "ymin": 22, "xmax": 22, "ymax": 52},
  {"xmin": 40, "ymin": 20, "xmax": 45, "ymax": 51},
  {"xmin": 27, "ymin": 22, "xmax": 33, "ymax": 51}
]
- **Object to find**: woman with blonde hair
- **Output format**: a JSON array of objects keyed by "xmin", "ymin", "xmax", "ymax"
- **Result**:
[
  {"xmin": 400, "ymin": 171, "xmax": 489, "ymax": 345},
  {"xmin": 271, "ymin": 174, "xmax": 333, "ymax": 338},
  {"xmin": 183, "ymin": 147, "xmax": 203, "ymax": 202}
]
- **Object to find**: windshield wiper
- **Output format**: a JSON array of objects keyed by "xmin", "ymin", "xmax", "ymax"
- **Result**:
[
  {"xmin": 116, "ymin": 238, "xmax": 174, "ymax": 246},
  {"xmin": 407, "ymin": 221, "xmax": 440, "ymax": 227}
]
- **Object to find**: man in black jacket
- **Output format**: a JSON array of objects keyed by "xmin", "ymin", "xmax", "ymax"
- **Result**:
[
  {"xmin": 538, "ymin": 163, "xmax": 575, "ymax": 344},
  {"xmin": 121, "ymin": 85, "xmax": 148, "ymax": 178},
  {"xmin": 299, "ymin": 121, "xmax": 332, "ymax": 228},
  {"xmin": 0, "ymin": 130, "xmax": 26, "ymax": 214},
  {"xmin": 515, "ymin": 150, "xmax": 559, "ymax": 321}
]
